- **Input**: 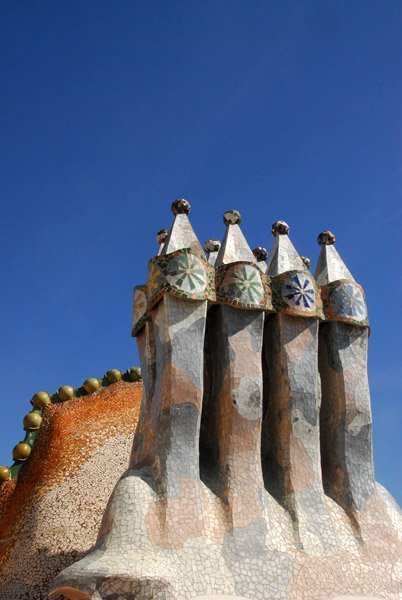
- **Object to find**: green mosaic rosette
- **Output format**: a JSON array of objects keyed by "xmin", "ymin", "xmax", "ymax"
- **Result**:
[
  {"xmin": 146, "ymin": 248, "xmax": 216, "ymax": 310},
  {"xmin": 215, "ymin": 261, "xmax": 273, "ymax": 311}
]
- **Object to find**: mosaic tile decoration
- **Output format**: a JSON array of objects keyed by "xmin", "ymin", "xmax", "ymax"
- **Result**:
[
  {"xmin": 157, "ymin": 228, "xmax": 170, "ymax": 255},
  {"xmin": 321, "ymin": 279, "xmax": 369, "ymax": 327},
  {"xmin": 215, "ymin": 262, "xmax": 273, "ymax": 311},
  {"xmin": 300, "ymin": 255, "xmax": 311, "ymax": 269},
  {"xmin": 271, "ymin": 220, "xmax": 290, "ymax": 236},
  {"xmin": 204, "ymin": 238, "xmax": 221, "ymax": 253},
  {"xmin": 131, "ymin": 284, "xmax": 150, "ymax": 336},
  {"xmin": 252, "ymin": 246, "xmax": 268, "ymax": 262},
  {"xmin": 146, "ymin": 248, "xmax": 216, "ymax": 309},
  {"xmin": 204, "ymin": 239, "xmax": 221, "ymax": 267},
  {"xmin": 2, "ymin": 203, "xmax": 400, "ymax": 600},
  {"xmin": 171, "ymin": 198, "xmax": 191, "ymax": 214},
  {"xmin": 318, "ymin": 230, "xmax": 336, "ymax": 245},
  {"xmin": 222, "ymin": 209, "xmax": 242, "ymax": 225},
  {"xmin": 156, "ymin": 229, "xmax": 170, "ymax": 245},
  {"xmin": 270, "ymin": 270, "xmax": 323, "ymax": 318}
]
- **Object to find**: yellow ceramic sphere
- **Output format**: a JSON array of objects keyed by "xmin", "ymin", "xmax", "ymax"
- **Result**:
[
  {"xmin": 57, "ymin": 386, "xmax": 75, "ymax": 401},
  {"xmin": 82, "ymin": 378, "xmax": 101, "ymax": 394},
  {"xmin": 126, "ymin": 367, "xmax": 142, "ymax": 382},
  {"xmin": 0, "ymin": 466, "xmax": 11, "ymax": 482},
  {"xmin": 31, "ymin": 391, "xmax": 51, "ymax": 409},
  {"xmin": 12, "ymin": 442, "xmax": 31, "ymax": 461},
  {"xmin": 23, "ymin": 411, "xmax": 42, "ymax": 430},
  {"xmin": 105, "ymin": 369, "xmax": 122, "ymax": 384}
]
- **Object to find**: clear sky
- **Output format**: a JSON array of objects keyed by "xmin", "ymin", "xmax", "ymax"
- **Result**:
[{"xmin": 1, "ymin": 1, "xmax": 401, "ymax": 505}]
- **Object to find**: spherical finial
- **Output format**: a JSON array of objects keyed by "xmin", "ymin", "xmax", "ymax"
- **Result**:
[
  {"xmin": 105, "ymin": 369, "xmax": 122, "ymax": 384},
  {"xmin": 204, "ymin": 238, "xmax": 221, "ymax": 253},
  {"xmin": 30, "ymin": 391, "xmax": 51, "ymax": 409},
  {"xmin": 156, "ymin": 228, "xmax": 169, "ymax": 244},
  {"xmin": 300, "ymin": 256, "xmax": 311, "ymax": 269},
  {"xmin": 223, "ymin": 210, "xmax": 242, "ymax": 226},
  {"xmin": 82, "ymin": 378, "xmax": 101, "ymax": 394},
  {"xmin": 126, "ymin": 366, "xmax": 142, "ymax": 382},
  {"xmin": 253, "ymin": 247, "xmax": 268, "ymax": 262},
  {"xmin": 23, "ymin": 412, "xmax": 42, "ymax": 431},
  {"xmin": 271, "ymin": 221, "xmax": 289, "ymax": 237},
  {"xmin": 317, "ymin": 230, "xmax": 336, "ymax": 246},
  {"xmin": 12, "ymin": 442, "xmax": 31, "ymax": 462},
  {"xmin": 171, "ymin": 198, "xmax": 191, "ymax": 215},
  {"xmin": 57, "ymin": 386, "xmax": 75, "ymax": 402},
  {"xmin": 0, "ymin": 466, "xmax": 11, "ymax": 482}
]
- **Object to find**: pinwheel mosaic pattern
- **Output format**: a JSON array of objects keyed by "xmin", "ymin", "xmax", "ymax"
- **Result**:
[
  {"xmin": 224, "ymin": 264, "xmax": 264, "ymax": 304},
  {"xmin": 165, "ymin": 253, "xmax": 207, "ymax": 293},
  {"xmin": 281, "ymin": 273, "xmax": 316, "ymax": 309},
  {"xmin": 148, "ymin": 263, "xmax": 164, "ymax": 293},
  {"xmin": 331, "ymin": 283, "xmax": 367, "ymax": 320},
  {"xmin": 133, "ymin": 288, "xmax": 147, "ymax": 321}
]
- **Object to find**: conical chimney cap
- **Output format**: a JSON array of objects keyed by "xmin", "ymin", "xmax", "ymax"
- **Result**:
[
  {"xmin": 314, "ymin": 231, "xmax": 355, "ymax": 286},
  {"xmin": 215, "ymin": 210, "xmax": 256, "ymax": 266}
]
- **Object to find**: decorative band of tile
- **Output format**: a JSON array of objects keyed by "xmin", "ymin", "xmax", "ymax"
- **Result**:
[
  {"xmin": 215, "ymin": 261, "xmax": 273, "ymax": 311},
  {"xmin": 320, "ymin": 279, "xmax": 369, "ymax": 327},
  {"xmin": 146, "ymin": 248, "xmax": 216, "ymax": 311},
  {"xmin": 270, "ymin": 270, "xmax": 323, "ymax": 318},
  {"xmin": 131, "ymin": 285, "xmax": 150, "ymax": 336}
]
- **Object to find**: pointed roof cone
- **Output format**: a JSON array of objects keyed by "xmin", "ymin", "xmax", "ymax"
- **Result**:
[
  {"xmin": 314, "ymin": 231, "xmax": 355, "ymax": 286},
  {"xmin": 266, "ymin": 221, "xmax": 307, "ymax": 276},
  {"xmin": 204, "ymin": 238, "xmax": 221, "ymax": 266},
  {"xmin": 160, "ymin": 199, "xmax": 204, "ymax": 256},
  {"xmin": 156, "ymin": 228, "xmax": 169, "ymax": 255},
  {"xmin": 253, "ymin": 246, "xmax": 269, "ymax": 272},
  {"xmin": 215, "ymin": 210, "xmax": 256, "ymax": 265}
]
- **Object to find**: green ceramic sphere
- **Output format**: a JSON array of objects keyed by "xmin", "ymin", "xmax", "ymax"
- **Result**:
[
  {"xmin": 105, "ymin": 369, "xmax": 122, "ymax": 384},
  {"xmin": 57, "ymin": 386, "xmax": 75, "ymax": 401},
  {"xmin": 23, "ymin": 412, "xmax": 42, "ymax": 430},
  {"xmin": 83, "ymin": 378, "xmax": 101, "ymax": 394},
  {"xmin": 126, "ymin": 367, "xmax": 142, "ymax": 382},
  {"xmin": 12, "ymin": 442, "xmax": 31, "ymax": 461},
  {"xmin": 31, "ymin": 391, "xmax": 51, "ymax": 409},
  {"xmin": 0, "ymin": 466, "xmax": 11, "ymax": 482}
]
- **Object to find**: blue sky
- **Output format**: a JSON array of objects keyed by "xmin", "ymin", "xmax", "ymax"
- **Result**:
[{"xmin": 1, "ymin": 1, "xmax": 401, "ymax": 504}]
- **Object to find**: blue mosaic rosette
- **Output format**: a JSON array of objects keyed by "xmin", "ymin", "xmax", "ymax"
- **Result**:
[
  {"xmin": 270, "ymin": 270, "xmax": 323, "ymax": 318},
  {"xmin": 320, "ymin": 279, "xmax": 369, "ymax": 327}
]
